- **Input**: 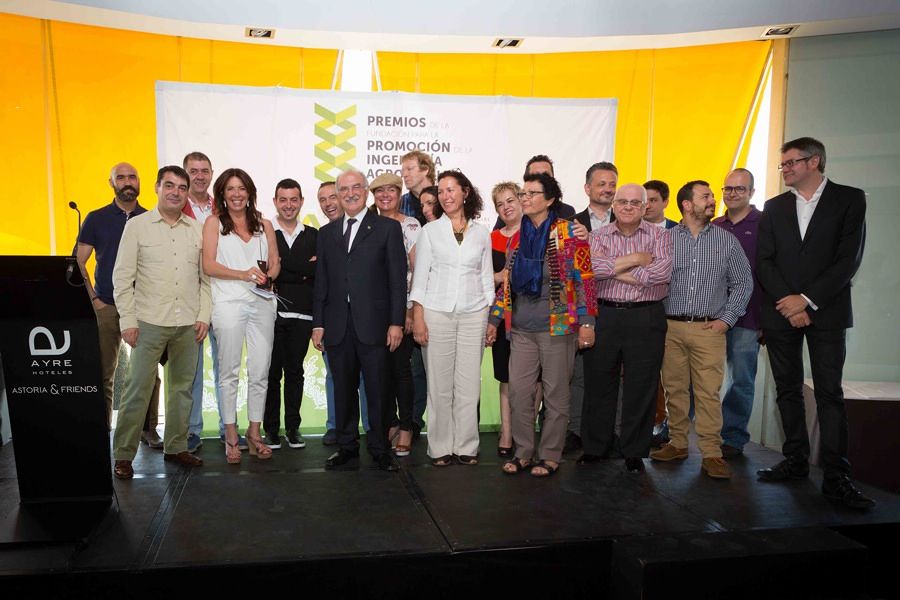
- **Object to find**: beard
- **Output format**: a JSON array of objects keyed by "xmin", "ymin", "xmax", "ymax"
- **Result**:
[{"xmin": 115, "ymin": 185, "xmax": 139, "ymax": 202}]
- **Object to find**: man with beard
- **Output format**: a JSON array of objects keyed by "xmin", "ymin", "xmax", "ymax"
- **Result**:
[
  {"xmin": 77, "ymin": 163, "xmax": 162, "ymax": 442},
  {"xmin": 650, "ymin": 180, "xmax": 752, "ymax": 480},
  {"xmin": 567, "ymin": 161, "xmax": 618, "ymax": 454}
]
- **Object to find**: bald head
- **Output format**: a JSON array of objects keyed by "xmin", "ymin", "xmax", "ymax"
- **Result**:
[
  {"xmin": 109, "ymin": 162, "xmax": 140, "ymax": 204},
  {"xmin": 611, "ymin": 183, "xmax": 647, "ymax": 228}
]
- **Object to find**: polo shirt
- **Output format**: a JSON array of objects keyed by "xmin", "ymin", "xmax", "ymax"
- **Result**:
[{"xmin": 78, "ymin": 200, "xmax": 148, "ymax": 305}]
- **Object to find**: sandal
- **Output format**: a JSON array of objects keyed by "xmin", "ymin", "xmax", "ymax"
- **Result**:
[
  {"xmin": 498, "ymin": 445, "xmax": 513, "ymax": 458},
  {"xmin": 456, "ymin": 454, "xmax": 478, "ymax": 465},
  {"xmin": 530, "ymin": 460, "xmax": 559, "ymax": 477},
  {"xmin": 431, "ymin": 455, "xmax": 453, "ymax": 467},
  {"xmin": 502, "ymin": 457, "xmax": 532, "ymax": 475},
  {"xmin": 246, "ymin": 432, "xmax": 273, "ymax": 460}
]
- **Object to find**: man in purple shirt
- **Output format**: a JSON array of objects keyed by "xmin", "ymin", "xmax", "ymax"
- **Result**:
[{"xmin": 712, "ymin": 168, "xmax": 762, "ymax": 457}]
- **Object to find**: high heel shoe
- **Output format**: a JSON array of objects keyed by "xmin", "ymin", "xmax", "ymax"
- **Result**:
[
  {"xmin": 246, "ymin": 432, "xmax": 273, "ymax": 460},
  {"xmin": 225, "ymin": 439, "xmax": 242, "ymax": 464}
]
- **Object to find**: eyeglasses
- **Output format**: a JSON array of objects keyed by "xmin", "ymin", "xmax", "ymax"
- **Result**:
[
  {"xmin": 613, "ymin": 199, "xmax": 644, "ymax": 208},
  {"xmin": 777, "ymin": 156, "xmax": 813, "ymax": 171},
  {"xmin": 722, "ymin": 186, "xmax": 748, "ymax": 195},
  {"xmin": 516, "ymin": 191, "xmax": 545, "ymax": 200}
]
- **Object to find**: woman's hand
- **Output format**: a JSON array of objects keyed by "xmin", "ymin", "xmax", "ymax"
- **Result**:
[
  {"xmin": 578, "ymin": 325, "xmax": 595, "ymax": 350},
  {"xmin": 413, "ymin": 313, "xmax": 429, "ymax": 346},
  {"xmin": 244, "ymin": 265, "xmax": 267, "ymax": 284},
  {"xmin": 485, "ymin": 323, "xmax": 498, "ymax": 346}
]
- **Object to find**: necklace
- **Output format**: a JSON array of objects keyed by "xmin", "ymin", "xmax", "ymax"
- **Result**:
[{"xmin": 453, "ymin": 220, "xmax": 467, "ymax": 244}]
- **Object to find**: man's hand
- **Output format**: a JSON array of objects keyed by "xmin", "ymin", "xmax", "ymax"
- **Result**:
[
  {"xmin": 91, "ymin": 297, "xmax": 108, "ymax": 310},
  {"xmin": 788, "ymin": 312, "xmax": 812, "ymax": 328},
  {"xmin": 629, "ymin": 252, "xmax": 653, "ymax": 268},
  {"xmin": 312, "ymin": 328, "xmax": 325, "ymax": 351},
  {"xmin": 194, "ymin": 321, "xmax": 208, "ymax": 343},
  {"xmin": 485, "ymin": 323, "xmax": 498, "ymax": 346},
  {"xmin": 387, "ymin": 325, "xmax": 403, "ymax": 352},
  {"xmin": 404, "ymin": 308, "xmax": 414, "ymax": 334},
  {"xmin": 122, "ymin": 328, "xmax": 139, "ymax": 348},
  {"xmin": 776, "ymin": 294, "xmax": 809, "ymax": 318},
  {"xmin": 578, "ymin": 325, "xmax": 595, "ymax": 349},
  {"xmin": 572, "ymin": 222, "xmax": 588, "ymax": 241},
  {"xmin": 702, "ymin": 319, "xmax": 730, "ymax": 334}
]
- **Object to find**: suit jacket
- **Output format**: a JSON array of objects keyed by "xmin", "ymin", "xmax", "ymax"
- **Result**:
[
  {"xmin": 574, "ymin": 207, "xmax": 615, "ymax": 232},
  {"xmin": 756, "ymin": 180, "xmax": 866, "ymax": 330},
  {"xmin": 664, "ymin": 218, "xmax": 678, "ymax": 229},
  {"xmin": 312, "ymin": 210, "xmax": 407, "ymax": 346}
]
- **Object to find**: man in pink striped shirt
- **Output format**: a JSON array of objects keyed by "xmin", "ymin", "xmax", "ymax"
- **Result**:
[{"xmin": 577, "ymin": 183, "xmax": 673, "ymax": 473}]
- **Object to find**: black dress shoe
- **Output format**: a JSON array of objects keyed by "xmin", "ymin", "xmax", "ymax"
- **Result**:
[
  {"xmin": 577, "ymin": 453, "xmax": 604, "ymax": 465},
  {"xmin": 625, "ymin": 457, "xmax": 645, "ymax": 473},
  {"xmin": 375, "ymin": 453, "xmax": 400, "ymax": 472},
  {"xmin": 720, "ymin": 444, "xmax": 743, "ymax": 459},
  {"xmin": 563, "ymin": 431, "xmax": 583, "ymax": 454},
  {"xmin": 823, "ymin": 477, "xmax": 876, "ymax": 510},
  {"xmin": 325, "ymin": 449, "xmax": 359, "ymax": 469},
  {"xmin": 757, "ymin": 458, "xmax": 809, "ymax": 482}
]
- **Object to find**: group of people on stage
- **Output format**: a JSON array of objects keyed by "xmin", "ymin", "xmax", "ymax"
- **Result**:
[{"xmin": 76, "ymin": 136, "xmax": 874, "ymax": 510}]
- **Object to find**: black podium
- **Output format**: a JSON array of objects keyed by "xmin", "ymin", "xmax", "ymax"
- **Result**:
[{"xmin": 0, "ymin": 256, "xmax": 112, "ymax": 507}]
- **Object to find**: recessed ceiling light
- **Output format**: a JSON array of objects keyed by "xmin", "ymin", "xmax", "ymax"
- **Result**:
[
  {"xmin": 245, "ymin": 27, "xmax": 275, "ymax": 39},
  {"xmin": 762, "ymin": 25, "xmax": 798, "ymax": 38},
  {"xmin": 493, "ymin": 38, "xmax": 523, "ymax": 48}
]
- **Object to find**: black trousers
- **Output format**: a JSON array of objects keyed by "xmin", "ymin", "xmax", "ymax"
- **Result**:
[
  {"xmin": 388, "ymin": 333, "xmax": 415, "ymax": 431},
  {"xmin": 581, "ymin": 302, "xmax": 667, "ymax": 458},
  {"xmin": 764, "ymin": 325, "xmax": 850, "ymax": 481},
  {"xmin": 327, "ymin": 312, "xmax": 389, "ymax": 457},
  {"xmin": 264, "ymin": 316, "xmax": 313, "ymax": 436}
]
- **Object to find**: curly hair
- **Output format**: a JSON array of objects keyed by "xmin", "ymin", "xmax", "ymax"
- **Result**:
[{"xmin": 435, "ymin": 170, "xmax": 483, "ymax": 221}]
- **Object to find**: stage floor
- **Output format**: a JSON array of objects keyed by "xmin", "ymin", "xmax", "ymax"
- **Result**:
[{"xmin": 2, "ymin": 432, "xmax": 899, "ymax": 596}]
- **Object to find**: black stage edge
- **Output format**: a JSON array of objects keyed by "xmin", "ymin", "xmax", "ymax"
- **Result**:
[{"xmin": 1, "ymin": 433, "xmax": 899, "ymax": 599}]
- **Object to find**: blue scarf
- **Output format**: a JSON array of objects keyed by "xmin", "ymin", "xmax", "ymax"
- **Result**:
[{"xmin": 512, "ymin": 211, "xmax": 555, "ymax": 297}]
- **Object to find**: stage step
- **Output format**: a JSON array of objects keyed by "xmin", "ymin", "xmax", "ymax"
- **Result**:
[{"xmin": 610, "ymin": 527, "xmax": 867, "ymax": 599}]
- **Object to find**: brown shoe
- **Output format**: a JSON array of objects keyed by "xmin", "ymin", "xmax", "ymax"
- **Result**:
[
  {"xmin": 114, "ymin": 460, "xmax": 134, "ymax": 479},
  {"xmin": 649, "ymin": 443, "xmax": 688, "ymax": 462},
  {"xmin": 164, "ymin": 451, "xmax": 203, "ymax": 467},
  {"xmin": 701, "ymin": 457, "xmax": 731, "ymax": 479},
  {"xmin": 141, "ymin": 429, "xmax": 164, "ymax": 449}
]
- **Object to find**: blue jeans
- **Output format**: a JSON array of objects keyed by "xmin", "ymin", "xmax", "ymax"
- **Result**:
[
  {"xmin": 721, "ymin": 326, "xmax": 760, "ymax": 449},
  {"xmin": 188, "ymin": 326, "xmax": 224, "ymax": 436},
  {"xmin": 324, "ymin": 352, "xmax": 369, "ymax": 432}
]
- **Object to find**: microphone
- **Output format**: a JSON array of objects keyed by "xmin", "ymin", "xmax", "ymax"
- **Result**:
[{"xmin": 66, "ymin": 201, "xmax": 83, "ymax": 284}]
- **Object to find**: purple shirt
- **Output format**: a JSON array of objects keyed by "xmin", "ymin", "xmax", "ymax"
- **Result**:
[{"xmin": 713, "ymin": 207, "xmax": 761, "ymax": 330}]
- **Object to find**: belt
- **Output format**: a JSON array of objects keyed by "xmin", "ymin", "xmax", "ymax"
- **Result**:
[
  {"xmin": 666, "ymin": 314, "xmax": 714, "ymax": 322},
  {"xmin": 598, "ymin": 299, "xmax": 661, "ymax": 309}
]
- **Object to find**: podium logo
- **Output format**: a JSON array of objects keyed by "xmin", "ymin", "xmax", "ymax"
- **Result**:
[
  {"xmin": 314, "ymin": 103, "xmax": 357, "ymax": 182},
  {"xmin": 29, "ymin": 326, "xmax": 71, "ymax": 356}
]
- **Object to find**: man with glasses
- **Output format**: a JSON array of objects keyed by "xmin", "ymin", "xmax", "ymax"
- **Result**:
[
  {"xmin": 578, "ymin": 184, "xmax": 672, "ymax": 473},
  {"xmin": 650, "ymin": 180, "xmax": 752, "ymax": 479},
  {"xmin": 756, "ymin": 137, "xmax": 873, "ymax": 509},
  {"xmin": 712, "ymin": 169, "xmax": 762, "ymax": 459}
]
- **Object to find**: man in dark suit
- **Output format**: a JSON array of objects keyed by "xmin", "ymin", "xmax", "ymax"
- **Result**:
[
  {"xmin": 756, "ymin": 137, "xmax": 874, "ymax": 509},
  {"xmin": 312, "ymin": 169, "xmax": 407, "ymax": 471}
]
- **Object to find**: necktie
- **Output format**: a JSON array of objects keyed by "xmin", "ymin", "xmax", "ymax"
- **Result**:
[{"xmin": 343, "ymin": 217, "xmax": 357, "ymax": 252}]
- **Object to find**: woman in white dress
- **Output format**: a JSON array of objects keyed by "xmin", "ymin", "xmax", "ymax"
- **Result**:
[
  {"xmin": 202, "ymin": 168, "xmax": 280, "ymax": 464},
  {"xmin": 410, "ymin": 170, "xmax": 494, "ymax": 466}
]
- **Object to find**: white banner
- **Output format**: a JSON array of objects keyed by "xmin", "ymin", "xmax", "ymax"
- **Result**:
[{"xmin": 156, "ymin": 82, "xmax": 616, "ymax": 226}]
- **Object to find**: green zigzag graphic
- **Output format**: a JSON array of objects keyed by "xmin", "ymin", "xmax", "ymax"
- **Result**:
[{"xmin": 314, "ymin": 103, "xmax": 357, "ymax": 182}]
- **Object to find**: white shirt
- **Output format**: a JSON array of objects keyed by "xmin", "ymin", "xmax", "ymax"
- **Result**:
[
  {"xmin": 792, "ymin": 176, "xmax": 828, "ymax": 240},
  {"xmin": 589, "ymin": 206, "xmax": 612, "ymax": 231},
  {"xmin": 342, "ymin": 211, "xmax": 364, "ymax": 250},
  {"xmin": 189, "ymin": 196, "xmax": 214, "ymax": 223},
  {"xmin": 409, "ymin": 215, "xmax": 494, "ymax": 313},
  {"xmin": 273, "ymin": 219, "xmax": 312, "ymax": 320}
]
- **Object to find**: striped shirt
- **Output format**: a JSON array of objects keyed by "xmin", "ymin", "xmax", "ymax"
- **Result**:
[
  {"xmin": 590, "ymin": 220, "xmax": 672, "ymax": 302},
  {"xmin": 663, "ymin": 223, "xmax": 753, "ymax": 327}
]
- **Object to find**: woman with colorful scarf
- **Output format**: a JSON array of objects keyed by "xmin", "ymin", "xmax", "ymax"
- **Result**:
[{"xmin": 486, "ymin": 172, "xmax": 597, "ymax": 477}]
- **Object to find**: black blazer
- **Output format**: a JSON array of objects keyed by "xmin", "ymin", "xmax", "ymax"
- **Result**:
[
  {"xmin": 312, "ymin": 211, "xmax": 407, "ymax": 346},
  {"xmin": 757, "ymin": 180, "xmax": 866, "ymax": 330},
  {"xmin": 273, "ymin": 226, "xmax": 317, "ymax": 316},
  {"xmin": 574, "ymin": 207, "xmax": 615, "ymax": 232}
]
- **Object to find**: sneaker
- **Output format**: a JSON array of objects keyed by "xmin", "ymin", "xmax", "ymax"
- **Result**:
[
  {"xmin": 187, "ymin": 433, "xmax": 203, "ymax": 454},
  {"xmin": 141, "ymin": 429, "xmax": 164, "ymax": 449},
  {"xmin": 264, "ymin": 432, "xmax": 282, "ymax": 450},
  {"xmin": 322, "ymin": 429, "xmax": 338, "ymax": 446},
  {"xmin": 285, "ymin": 430, "xmax": 306, "ymax": 449},
  {"xmin": 220, "ymin": 434, "xmax": 249, "ymax": 450},
  {"xmin": 649, "ymin": 443, "xmax": 689, "ymax": 462},
  {"xmin": 701, "ymin": 457, "xmax": 732, "ymax": 479}
]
